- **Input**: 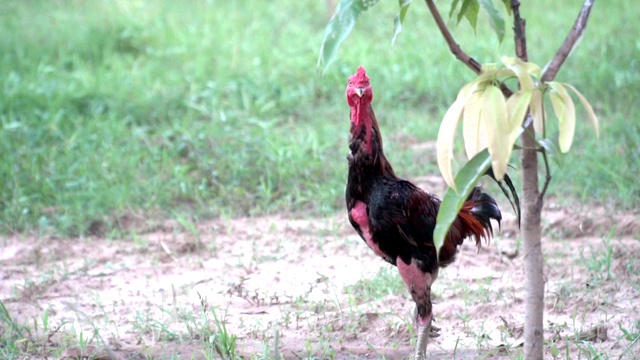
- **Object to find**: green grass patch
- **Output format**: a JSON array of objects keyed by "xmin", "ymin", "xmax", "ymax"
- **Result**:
[
  {"xmin": 346, "ymin": 266, "xmax": 406, "ymax": 300},
  {"xmin": 0, "ymin": 0, "xmax": 638, "ymax": 235}
]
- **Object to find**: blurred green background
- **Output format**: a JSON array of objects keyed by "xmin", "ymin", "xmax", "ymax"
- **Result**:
[{"xmin": 0, "ymin": 0, "xmax": 638, "ymax": 236}]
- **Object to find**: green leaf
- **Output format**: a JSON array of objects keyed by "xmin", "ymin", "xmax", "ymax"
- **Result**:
[
  {"xmin": 478, "ymin": 0, "xmax": 505, "ymax": 42},
  {"xmin": 317, "ymin": 0, "xmax": 379, "ymax": 73},
  {"xmin": 501, "ymin": 0, "xmax": 512, "ymax": 15},
  {"xmin": 538, "ymin": 138, "xmax": 565, "ymax": 168},
  {"xmin": 433, "ymin": 149, "xmax": 492, "ymax": 259},
  {"xmin": 449, "ymin": 0, "xmax": 462, "ymax": 18},
  {"xmin": 392, "ymin": 0, "xmax": 412, "ymax": 46},
  {"xmin": 458, "ymin": 0, "xmax": 479, "ymax": 29}
]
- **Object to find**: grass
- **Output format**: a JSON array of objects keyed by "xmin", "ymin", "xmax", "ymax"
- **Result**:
[
  {"xmin": 0, "ymin": 0, "xmax": 638, "ymax": 236},
  {"xmin": 346, "ymin": 266, "xmax": 406, "ymax": 301}
]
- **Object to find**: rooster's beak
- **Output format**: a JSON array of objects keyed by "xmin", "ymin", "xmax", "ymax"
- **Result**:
[{"xmin": 355, "ymin": 88, "xmax": 364, "ymax": 97}]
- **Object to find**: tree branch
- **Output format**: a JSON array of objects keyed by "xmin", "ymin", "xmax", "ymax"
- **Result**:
[
  {"xmin": 423, "ymin": 0, "xmax": 513, "ymax": 97},
  {"xmin": 541, "ymin": 0, "xmax": 595, "ymax": 82},
  {"xmin": 424, "ymin": 0, "xmax": 482, "ymax": 74},
  {"xmin": 511, "ymin": 0, "xmax": 528, "ymax": 62}
]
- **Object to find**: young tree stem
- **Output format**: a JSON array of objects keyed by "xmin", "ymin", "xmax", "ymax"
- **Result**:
[{"xmin": 511, "ymin": 2, "xmax": 545, "ymax": 358}]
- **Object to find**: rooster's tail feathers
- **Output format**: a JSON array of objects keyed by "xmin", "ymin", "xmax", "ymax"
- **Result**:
[{"xmin": 462, "ymin": 187, "xmax": 502, "ymax": 246}]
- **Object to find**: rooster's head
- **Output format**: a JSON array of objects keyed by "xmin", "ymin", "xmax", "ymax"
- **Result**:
[{"xmin": 346, "ymin": 66, "xmax": 373, "ymax": 107}]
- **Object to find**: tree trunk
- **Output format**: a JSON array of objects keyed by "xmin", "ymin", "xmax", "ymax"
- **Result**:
[
  {"xmin": 520, "ymin": 121, "xmax": 544, "ymax": 359},
  {"xmin": 510, "ymin": 2, "xmax": 545, "ymax": 357}
]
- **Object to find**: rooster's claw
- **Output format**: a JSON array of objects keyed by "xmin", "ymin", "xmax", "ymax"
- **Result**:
[{"xmin": 429, "ymin": 324, "xmax": 441, "ymax": 338}]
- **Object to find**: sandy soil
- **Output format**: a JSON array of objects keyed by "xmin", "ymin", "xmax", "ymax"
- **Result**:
[{"xmin": 1, "ymin": 197, "xmax": 639, "ymax": 359}]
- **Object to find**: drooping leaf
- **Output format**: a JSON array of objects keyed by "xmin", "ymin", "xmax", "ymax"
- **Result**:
[
  {"xmin": 433, "ymin": 149, "xmax": 492, "ymax": 258},
  {"xmin": 502, "ymin": 56, "xmax": 534, "ymax": 90},
  {"xmin": 548, "ymin": 91, "xmax": 567, "ymax": 149},
  {"xmin": 548, "ymin": 81, "xmax": 576, "ymax": 152},
  {"xmin": 317, "ymin": 0, "xmax": 380, "ymax": 72},
  {"xmin": 503, "ymin": 90, "xmax": 530, "ymax": 171},
  {"xmin": 562, "ymin": 82, "xmax": 599, "ymax": 138},
  {"xmin": 530, "ymin": 88, "xmax": 545, "ymax": 135},
  {"xmin": 506, "ymin": 90, "xmax": 532, "ymax": 138},
  {"xmin": 481, "ymin": 85, "xmax": 510, "ymax": 180},
  {"xmin": 437, "ymin": 82, "xmax": 479, "ymax": 190},
  {"xmin": 437, "ymin": 99, "xmax": 466, "ymax": 190},
  {"xmin": 462, "ymin": 91, "xmax": 487, "ymax": 159},
  {"xmin": 478, "ymin": 0, "xmax": 505, "ymax": 42},
  {"xmin": 392, "ymin": 0, "xmax": 412, "ymax": 46}
]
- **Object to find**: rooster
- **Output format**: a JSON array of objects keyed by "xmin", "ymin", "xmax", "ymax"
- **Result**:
[{"xmin": 345, "ymin": 67, "xmax": 511, "ymax": 359}]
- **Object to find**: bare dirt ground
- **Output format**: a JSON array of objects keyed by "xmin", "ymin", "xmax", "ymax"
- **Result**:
[{"xmin": 1, "ymin": 192, "xmax": 639, "ymax": 359}]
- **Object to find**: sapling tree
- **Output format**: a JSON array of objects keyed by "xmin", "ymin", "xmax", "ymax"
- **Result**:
[{"xmin": 318, "ymin": 0, "xmax": 598, "ymax": 358}]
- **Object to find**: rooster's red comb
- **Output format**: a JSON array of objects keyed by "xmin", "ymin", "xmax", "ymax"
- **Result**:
[{"xmin": 354, "ymin": 66, "xmax": 368, "ymax": 81}]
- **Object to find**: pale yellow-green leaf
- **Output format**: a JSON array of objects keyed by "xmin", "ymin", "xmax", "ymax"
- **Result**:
[
  {"xmin": 495, "ymin": 68, "xmax": 517, "ymax": 80},
  {"xmin": 457, "ymin": 80, "xmax": 481, "ymax": 101},
  {"xmin": 437, "ymin": 98, "xmax": 466, "ymax": 190},
  {"xmin": 482, "ymin": 63, "xmax": 498, "ymax": 72},
  {"xmin": 507, "ymin": 90, "xmax": 532, "ymax": 128},
  {"xmin": 524, "ymin": 62, "xmax": 542, "ymax": 78},
  {"xmin": 506, "ymin": 90, "xmax": 532, "ymax": 145},
  {"xmin": 475, "ymin": 66, "xmax": 515, "ymax": 85},
  {"xmin": 548, "ymin": 82, "xmax": 576, "ymax": 153},
  {"xmin": 437, "ymin": 81, "xmax": 481, "ymax": 186},
  {"xmin": 502, "ymin": 56, "xmax": 534, "ymax": 90},
  {"xmin": 562, "ymin": 82, "xmax": 599, "ymax": 138},
  {"xmin": 462, "ymin": 92, "xmax": 487, "ymax": 159},
  {"xmin": 471, "ymin": 71, "xmax": 494, "ymax": 87},
  {"xmin": 530, "ymin": 88, "xmax": 545, "ymax": 135},
  {"xmin": 480, "ymin": 85, "xmax": 509, "ymax": 180}
]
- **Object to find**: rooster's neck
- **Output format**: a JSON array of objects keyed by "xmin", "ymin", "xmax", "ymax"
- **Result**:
[
  {"xmin": 350, "ymin": 100, "xmax": 376, "ymax": 155},
  {"xmin": 349, "ymin": 100, "xmax": 396, "ymax": 177}
]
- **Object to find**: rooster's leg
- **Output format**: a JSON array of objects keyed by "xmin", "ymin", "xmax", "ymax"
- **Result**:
[
  {"xmin": 397, "ymin": 258, "xmax": 436, "ymax": 360},
  {"xmin": 414, "ymin": 308, "xmax": 440, "ymax": 338},
  {"xmin": 414, "ymin": 312, "xmax": 432, "ymax": 360}
]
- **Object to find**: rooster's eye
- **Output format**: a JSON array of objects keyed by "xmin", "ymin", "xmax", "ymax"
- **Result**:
[{"xmin": 348, "ymin": 81, "xmax": 353, "ymax": 86}]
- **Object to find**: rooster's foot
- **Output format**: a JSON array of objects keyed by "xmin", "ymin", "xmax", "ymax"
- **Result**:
[{"xmin": 429, "ymin": 324, "xmax": 441, "ymax": 338}]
